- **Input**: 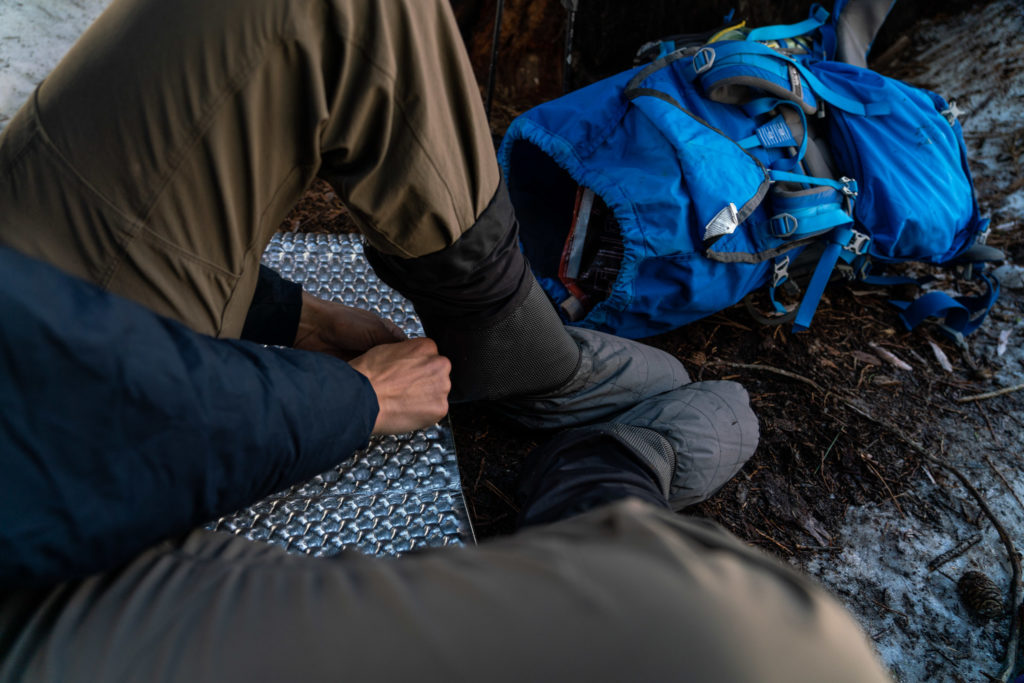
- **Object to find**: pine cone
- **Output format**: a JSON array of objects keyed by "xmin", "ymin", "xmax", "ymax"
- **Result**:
[{"xmin": 957, "ymin": 570, "xmax": 1005, "ymax": 620}]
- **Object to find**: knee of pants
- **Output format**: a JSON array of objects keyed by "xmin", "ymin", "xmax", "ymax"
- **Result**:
[
  {"xmin": 669, "ymin": 380, "xmax": 760, "ymax": 508},
  {"xmin": 497, "ymin": 500, "xmax": 889, "ymax": 682}
]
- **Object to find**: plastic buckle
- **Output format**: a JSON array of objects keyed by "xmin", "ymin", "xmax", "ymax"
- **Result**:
[
  {"xmin": 693, "ymin": 47, "xmax": 716, "ymax": 75},
  {"xmin": 839, "ymin": 177, "xmax": 858, "ymax": 198},
  {"xmin": 844, "ymin": 230, "xmax": 870, "ymax": 256},
  {"xmin": 772, "ymin": 255, "xmax": 791, "ymax": 287},
  {"xmin": 769, "ymin": 213, "xmax": 799, "ymax": 238},
  {"xmin": 964, "ymin": 227, "xmax": 993, "ymax": 279}
]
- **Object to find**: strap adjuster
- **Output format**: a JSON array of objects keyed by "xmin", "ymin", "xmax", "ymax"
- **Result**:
[
  {"xmin": 693, "ymin": 47, "xmax": 716, "ymax": 75},
  {"xmin": 844, "ymin": 230, "xmax": 870, "ymax": 256},
  {"xmin": 839, "ymin": 177, "xmax": 858, "ymax": 198},
  {"xmin": 772, "ymin": 255, "xmax": 791, "ymax": 287},
  {"xmin": 769, "ymin": 213, "xmax": 799, "ymax": 237}
]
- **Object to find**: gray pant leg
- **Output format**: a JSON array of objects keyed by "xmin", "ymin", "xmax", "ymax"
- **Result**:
[{"xmin": 0, "ymin": 500, "xmax": 889, "ymax": 683}]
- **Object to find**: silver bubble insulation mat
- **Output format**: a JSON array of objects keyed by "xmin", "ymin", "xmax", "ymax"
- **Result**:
[{"xmin": 206, "ymin": 232, "xmax": 475, "ymax": 557}]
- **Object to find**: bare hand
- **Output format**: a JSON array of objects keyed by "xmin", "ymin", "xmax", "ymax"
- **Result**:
[
  {"xmin": 349, "ymin": 338, "xmax": 451, "ymax": 435},
  {"xmin": 294, "ymin": 291, "xmax": 406, "ymax": 360}
]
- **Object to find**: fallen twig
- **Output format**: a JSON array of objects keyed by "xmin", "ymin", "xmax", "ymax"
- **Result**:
[
  {"xmin": 928, "ymin": 533, "xmax": 984, "ymax": 571},
  {"xmin": 923, "ymin": 466, "xmax": 937, "ymax": 486},
  {"xmin": 483, "ymin": 479, "xmax": 519, "ymax": 512},
  {"xmin": 868, "ymin": 596, "xmax": 911, "ymax": 621},
  {"xmin": 864, "ymin": 458, "xmax": 907, "ymax": 518},
  {"xmin": 817, "ymin": 431, "xmax": 842, "ymax": 477},
  {"xmin": 752, "ymin": 526, "xmax": 794, "ymax": 556},
  {"xmin": 956, "ymin": 383, "xmax": 1024, "ymax": 403},
  {"xmin": 713, "ymin": 362, "xmax": 822, "ymax": 392},
  {"xmin": 984, "ymin": 452, "xmax": 1024, "ymax": 515},
  {"xmin": 472, "ymin": 456, "xmax": 486, "ymax": 492},
  {"xmin": 870, "ymin": 343, "xmax": 914, "ymax": 371},
  {"xmin": 977, "ymin": 402, "xmax": 1000, "ymax": 441}
]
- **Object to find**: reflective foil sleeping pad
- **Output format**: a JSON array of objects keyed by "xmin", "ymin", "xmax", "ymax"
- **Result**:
[{"xmin": 205, "ymin": 232, "xmax": 475, "ymax": 557}]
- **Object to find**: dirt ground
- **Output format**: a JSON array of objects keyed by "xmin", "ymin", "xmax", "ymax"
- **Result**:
[{"xmin": 280, "ymin": 3, "xmax": 1023, "ymax": 679}]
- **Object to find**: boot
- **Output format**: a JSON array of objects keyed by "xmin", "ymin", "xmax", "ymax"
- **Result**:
[{"xmin": 365, "ymin": 182, "xmax": 691, "ymax": 429}]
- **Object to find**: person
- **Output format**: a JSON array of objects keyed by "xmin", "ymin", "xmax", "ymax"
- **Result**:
[{"xmin": 0, "ymin": 0, "xmax": 890, "ymax": 680}]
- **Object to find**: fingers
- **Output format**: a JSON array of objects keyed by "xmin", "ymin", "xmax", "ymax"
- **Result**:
[
  {"xmin": 380, "ymin": 318, "xmax": 408, "ymax": 342},
  {"xmin": 401, "ymin": 337, "xmax": 440, "ymax": 355},
  {"xmin": 349, "ymin": 338, "xmax": 451, "ymax": 435},
  {"xmin": 295, "ymin": 294, "xmax": 407, "ymax": 358},
  {"xmin": 361, "ymin": 310, "xmax": 407, "ymax": 346}
]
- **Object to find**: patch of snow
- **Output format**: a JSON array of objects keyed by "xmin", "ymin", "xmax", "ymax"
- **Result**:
[
  {"xmin": 0, "ymin": 0, "xmax": 112, "ymax": 132},
  {"xmin": 1005, "ymin": 192, "xmax": 1024, "ymax": 218},
  {"xmin": 994, "ymin": 265, "xmax": 1024, "ymax": 290},
  {"xmin": 806, "ymin": 406, "xmax": 1024, "ymax": 681},
  {"xmin": 805, "ymin": 497, "xmax": 1013, "ymax": 682}
]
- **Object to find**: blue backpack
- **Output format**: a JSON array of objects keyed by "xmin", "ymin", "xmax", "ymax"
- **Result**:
[{"xmin": 498, "ymin": 1, "xmax": 999, "ymax": 339}]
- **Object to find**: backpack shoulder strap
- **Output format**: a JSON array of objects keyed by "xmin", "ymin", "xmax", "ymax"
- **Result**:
[
  {"xmin": 745, "ymin": 4, "xmax": 830, "ymax": 44},
  {"xmin": 684, "ymin": 39, "xmax": 891, "ymax": 116}
]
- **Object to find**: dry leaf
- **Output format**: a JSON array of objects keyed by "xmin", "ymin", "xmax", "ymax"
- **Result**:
[
  {"xmin": 928, "ymin": 340, "xmax": 954, "ymax": 373},
  {"xmin": 997, "ymin": 328, "xmax": 1012, "ymax": 357},
  {"xmin": 870, "ymin": 343, "xmax": 913, "ymax": 371},
  {"xmin": 800, "ymin": 515, "xmax": 832, "ymax": 546},
  {"xmin": 851, "ymin": 350, "xmax": 883, "ymax": 366}
]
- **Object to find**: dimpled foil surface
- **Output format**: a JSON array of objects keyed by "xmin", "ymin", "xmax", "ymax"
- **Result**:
[{"xmin": 206, "ymin": 232, "xmax": 474, "ymax": 556}]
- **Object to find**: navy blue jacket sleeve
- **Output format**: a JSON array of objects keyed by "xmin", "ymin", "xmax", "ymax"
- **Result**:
[{"xmin": 0, "ymin": 248, "xmax": 379, "ymax": 588}]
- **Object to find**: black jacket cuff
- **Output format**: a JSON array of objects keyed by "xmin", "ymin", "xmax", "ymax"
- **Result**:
[{"xmin": 241, "ymin": 265, "xmax": 304, "ymax": 346}]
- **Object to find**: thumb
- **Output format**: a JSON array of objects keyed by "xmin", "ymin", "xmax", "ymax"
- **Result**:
[{"xmin": 382, "ymin": 319, "xmax": 407, "ymax": 341}]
